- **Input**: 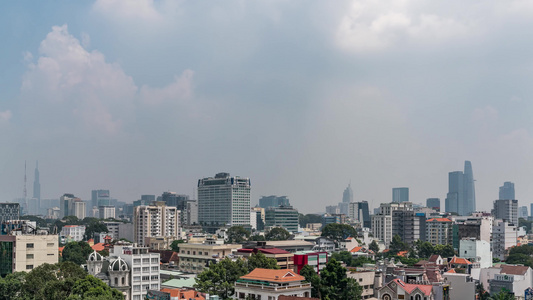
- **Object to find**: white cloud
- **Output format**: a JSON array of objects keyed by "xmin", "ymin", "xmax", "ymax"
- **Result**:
[
  {"xmin": 139, "ymin": 70, "xmax": 194, "ymax": 105},
  {"xmin": 93, "ymin": 0, "xmax": 161, "ymax": 21}
]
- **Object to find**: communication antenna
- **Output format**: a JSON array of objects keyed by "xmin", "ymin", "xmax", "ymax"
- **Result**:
[{"xmin": 23, "ymin": 160, "xmax": 27, "ymax": 199}]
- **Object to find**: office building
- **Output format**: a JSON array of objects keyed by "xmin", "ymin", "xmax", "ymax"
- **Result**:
[
  {"xmin": 258, "ymin": 196, "xmax": 290, "ymax": 209},
  {"xmin": 499, "ymin": 181, "xmax": 515, "ymax": 200},
  {"xmin": 133, "ymin": 202, "xmax": 180, "ymax": 247},
  {"xmin": 133, "ymin": 195, "xmax": 155, "ymax": 207},
  {"xmin": 348, "ymin": 201, "xmax": 371, "ymax": 228},
  {"xmin": 519, "ymin": 206, "xmax": 528, "ymax": 219},
  {"xmin": 265, "ymin": 205, "xmax": 299, "ymax": 233},
  {"xmin": 0, "ymin": 203, "xmax": 20, "ymax": 224},
  {"xmin": 178, "ymin": 240, "xmax": 242, "ymax": 273},
  {"xmin": 338, "ymin": 184, "xmax": 353, "ymax": 215},
  {"xmin": 197, "ymin": 172, "xmax": 251, "ymax": 228},
  {"xmin": 91, "ymin": 190, "xmax": 111, "ymax": 209},
  {"xmin": 32, "ymin": 161, "xmax": 40, "ymax": 202},
  {"xmin": 251, "ymin": 207, "xmax": 265, "ymax": 231},
  {"xmin": 99, "ymin": 206, "xmax": 116, "ymax": 219},
  {"xmin": 325, "ymin": 205, "xmax": 339, "ymax": 215},
  {"xmin": 0, "ymin": 221, "xmax": 58, "ymax": 276},
  {"xmin": 492, "ymin": 199, "xmax": 518, "ymax": 225},
  {"xmin": 493, "ymin": 220, "xmax": 525, "ymax": 260},
  {"xmin": 392, "ymin": 187, "xmax": 409, "ymax": 203},
  {"xmin": 60, "ymin": 194, "xmax": 85, "ymax": 219},
  {"xmin": 426, "ymin": 198, "xmax": 440, "ymax": 210},
  {"xmin": 60, "ymin": 225, "xmax": 86, "ymax": 242},
  {"xmin": 445, "ymin": 161, "xmax": 476, "ymax": 216}
]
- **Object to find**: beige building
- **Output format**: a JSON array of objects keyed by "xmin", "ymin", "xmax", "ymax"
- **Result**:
[
  {"xmin": 178, "ymin": 240, "xmax": 242, "ymax": 273},
  {"xmin": 145, "ymin": 236, "xmax": 174, "ymax": 250},
  {"xmin": 134, "ymin": 201, "xmax": 180, "ymax": 247},
  {"xmin": 0, "ymin": 233, "xmax": 58, "ymax": 276}
]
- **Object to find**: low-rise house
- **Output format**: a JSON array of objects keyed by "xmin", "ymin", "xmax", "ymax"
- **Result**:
[
  {"xmin": 340, "ymin": 237, "xmax": 359, "ymax": 251},
  {"xmin": 234, "ymin": 268, "xmax": 312, "ymax": 300},
  {"xmin": 347, "ymin": 270, "xmax": 376, "ymax": 299},
  {"xmin": 159, "ymin": 288, "xmax": 205, "ymax": 300},
  {"xmin": 489, "ymin": 265, "xmax": 533, "ymax": 297},
  {"xmin": 314, "ymin": 237, "xmax": 336, "ymax": 252},
  {"xmin": 377, "ymin": 278, "xmax": 435, "ymax": 300},
  {"xmin": 349, "ymin": 246, "xmax": 375, "ymax": 259},
  {"xmin": 178, "ymin": 240, "xmax": 242, "ymax": 274}
]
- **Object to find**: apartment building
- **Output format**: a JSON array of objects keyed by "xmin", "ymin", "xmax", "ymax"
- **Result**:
[{"xmin": 133, "ymin": 202, "xmax": 180, "ymax": 247}]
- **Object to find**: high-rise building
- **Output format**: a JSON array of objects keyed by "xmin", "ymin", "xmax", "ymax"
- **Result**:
[
  {"xmin": 259, "ymin": 196, "xmax": 290, "ymax": 209},
  {"xmin": 197, "ymin": 172, "xmax": 251, "ymax": 227},
  {"xmin": 519, "ymin": 206, "xmax": 528, "ymax": 219},
  {"xmin": 0, "ymin": 203, "xmax": 20, "ymax": 224},
  {"xmin": 445, "ymin": 161, "xmax": 476, "ymax": 216},
  {"xmin": 426, "ymin": 218, "xmax": 452, "ymax": 246},
  {"xmin": 71, "ymin": 200, "xmax": 86, "ymax": 220},
  {"xmin": 392, "ymin": 210, "xmax": 426, "ymax": 246},
  {"xmin": 325, "ymin": 205, "xmax": 339, "ymax": 215},
  {"xmin": 426, "ymin": 198, "xmax": 440, "ymax": 210},
  {"xmin": 32, "ymin": 161, "xmax": 40, "ymax": 202},
  {"xmin": 133, "ymin": 202, "xmax": 180, "ymax": 247},
  {"xmin": 60, "ymin": 194, "xmax": 84, "ymax": 219},
  {"xmin": 133, "ymin": 195, "xmax": 155, "ymax": 207},
  {"xmin": 392, "ymin": 187, "xmax": 409, "ymax": 203},
  {"xmin": 371, "ymin": 202, "xmax": 413, "ymax": 246},
  {"xmin": 99, "ymin": 206, "xmax": 116, "ymax": 219},
  {"xmin": 91, "ymin": 190, "xmax": 111, "ymax": 209},
  {"xmin": 492, "ymin": 220, "xmax": 525, "ymax": 260},
  {"xmin": 265, "ymin": 205, "xmax": 299, "ymax": 233},
  {"xmin": 348, "ymin": 201, "xmax": 370, "ymax": 228},
  {"xmin": 492, "ymin": 199, "xmax": 518, "ymax": 225},
  {"xmin": 338, "ymin": 184, "xmax": 353, "ymax": 215},
  {"xmin": 499, "ymin": 182, "xmax": 515, "ymax": 200}
]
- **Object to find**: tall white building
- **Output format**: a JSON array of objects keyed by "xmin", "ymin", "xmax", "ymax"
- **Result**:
[
  {"xmin": 133, "ymin": 202, "xmax": 180, "ymax": 247},
  {"xmin": 197, "ymin": 172, "xmax": 251, "ymax": 227},
  {"xmin": 371, "ymin": 202, "xmax": 413, "ymax": 246},
  {"xmin": 492, "ymin": 199, "xmax": 518, "ymax": 225},
  {"xmin": 60, "ymin": 225, "xmax": 86, "ymax": 242},
  {"xmin": 492, "ymin": 220, "xmax": 526, "ymax": 260},
  {"xmin": 99, "ymin": 205, "xmax": 116, "ymax": 219}
]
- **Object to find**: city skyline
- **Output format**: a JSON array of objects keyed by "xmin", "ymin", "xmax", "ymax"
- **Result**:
[{"xmin": 2, "ymin": 2, "xmax": 533, "ymax": 214}]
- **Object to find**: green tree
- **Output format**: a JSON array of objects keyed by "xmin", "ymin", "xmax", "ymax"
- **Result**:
[
  {"xmin": 226, "ymin": 226, "xmax": 251, "ymax": 244},
  {"xmin": 505, "ymin": 253, "xmax": 533, "ymax": 267},
  {"xmin": 519, "ymin": 218, "xmax": 533, "ymax": 233},
  {"xmin": 331, "ymin": 251, "xmax": 353, "ymax": 265},
  {"xmin": 67, "ymin": 275, "xmax": 124, "ymax": 300},
  {"xmin": 476, "ymin": 283, "xmax": 490, "ymax": 300},
  {"xmin": 265, "ymin": 227, "xmax": 291, "ymax": 241},
  {"xmin": 245, "ymin": 252, "xmax": 280, "ymax": 272},
  {"xmin": 320, "ymin": 258, "xmax": 362, "ymax": 300},
  {"xmin": 194, "ymin": 257, "xmax": 248, "ymax": 299},
  {"xmin": 369, "ymin": 240, "xmax": 380, "ymax": 253},
  {"xmin": 299, "ymin": 264, "xmax": 320, "ymax": 298},
  {"xmin": 248, "ymin": 235, "xmax": 266, "ymax": 241},
  {"xmin": 170, "ymin": 240, "xmax": 185, "ymax": 252},
  {"xmin": 62, "ymin": 241, "xmax": 93, "ymax": 265},
  {"xmin": 350, "ymin": 256, "xmax": 374, "ymax": 267},
  {"xmin": 490, "ymin": 288, "xmax": 515, "ymax": 300},
  {"xmin": 0, "ymin": 272, "xmax": 26, "ymax": 300},
  {"xmin": 83, "ymin": 220, "xmax": 109, "ymax": 241},
  {"xmin": 388, "ymin": 235, "xmax": 409, "ymax": 255},
  {"xmin": 433, "ymin": 244, "xmax": 455, "ymax": 258},
  {"xmin": 417, "ymin": 241, "xmax": 435, "ymax": 259},
  {"xmin": 299, "ymin": 214, "xmax": 323, "ymax": 227},
  {"xmin": 321, "ymin": 223, "xmax": 357, "ymax": 246}
]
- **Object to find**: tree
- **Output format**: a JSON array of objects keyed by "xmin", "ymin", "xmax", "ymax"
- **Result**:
[
  {"xmin": 416, "ymin": 241, "xmax": 435, "ymax": 259},
  {"xmin": 350, "ymin": 256, "xmax": 374, "ymax": 267},
  {"xmin": 321, "ymin": 223, "xmax": 357, "ymax": 246},
  {"xmin": 83, "ymin": 220, "xmax": 108, "ymax": 241},
  {"xmin": 245, "ymin": 252, "xmax": 280, "ymax": 272},
  {"xmin": 433, "ymin": 244, "xmax": 455, "ymax": 258},
  {"xmin": 388, "ymin": 235, "xmax": 409, "ymax": 255},
  {"xmin": 476, "ymin": 283, "xmax": 490, "ymax": 300},
  {"xmin": 490, "ymin": 288, "xmax": 515, "ymax": 300},
  {"xmin": 265, "ymin": 227, "xmax": 291, "ymax": 241},
  {"xmin": 68, "ymin": 275, "xmax": 124, "ymax": 300},
  {"xmin": 62, "ymin": 241, "xmax": 93, "ymax": 265},
  {"xmin": 300, "ymin": 265, "xmax": 320, "ymax": 298},
  {"xmin": 170, "ymin": 240, "xmax": 185, "ymax": 252},
  {"xmin": 519, "ymin": 218, "xmax": 533, "ymax": 233},
  {"xmin": 505, "ymin": 253, "xmax": 533, "ymax": 267},
  {"xmin": 331, "ymin": 251, "xmax": 353, "ymax": 265},
  {"xmin": 248, "ymin": 235, "xmax": 266, "ymax": 241},
  {"xmin": 320, "ymin": 258, "xmax": 362, "ymax": 300},
  {"xmin": 0, "ymin": 272, "xmax": 26, "ymax": 300},
  {"xmin": 226, "ymin": 226, "xmax": 251, "ymax": 244},
  {"xmin": 369, "ymin": 240, "xmax": 380, "ymax": 253},
  {"xmin": 299, "ymin": 214, "xmax": 323, "ymax": 227},
  {"xmin": 194, "ymin": 257, "xmax": 248, "ymax": 299}
]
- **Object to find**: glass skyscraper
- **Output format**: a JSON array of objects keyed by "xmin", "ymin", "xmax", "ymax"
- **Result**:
[
  {"xmin": 499, "ymin": 182, "xmax": 515, "ymax": 200},
  {"xmin": 445, "ymin": 161, "xmax": 476, "ymax": 216},
  {"xmin": 392, "ymin": 187, "xmax": 409, "ymax": 203}
]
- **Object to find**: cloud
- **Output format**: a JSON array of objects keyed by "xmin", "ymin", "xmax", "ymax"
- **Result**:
[
  {"xmin": 139, "ymin": 70, "xmax": 194, "ymax": 105},
  {"xmin": 93, "ymin": 0, "xmax": 161, "ymax": 21}
]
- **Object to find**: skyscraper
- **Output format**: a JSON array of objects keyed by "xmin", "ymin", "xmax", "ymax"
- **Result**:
[
  {"xmin": 339, "ymin": 184, "xmax": 353, "ymax": 215},
  {"xmin": 32, "ymin": 161, "xmax": 40, "ymax": 201},
  {"xmin": 499, "ymin": 182, "xmax": 515, "ymax": 200},
  {"xmin": 197, "ymin": 172, "xmax": 251, "ymax": 228},
  {"xmin": 91, "ymin": 190, "xmax": 110, "ymax": 209},
  {"xmin": 445, "ymin": 161, "xmax": 476, "ymax": 216},
  {"xmin": 258, "ymin": 196, "xmax": 290, "ymax": 209},
  {"xmin": 348, "ymin": 201, "xmax": 370, "ymax": 228},
  {"xmin": 492, "ymin": 199, "xmax": 518, "ymax": 225},
  {"xmin": 392, "ymin": 187, "xmax": 409, "ymax": 203},
  {"xmin": 426, "ymin": 198, "xmax": 440, "ymax": 210}
]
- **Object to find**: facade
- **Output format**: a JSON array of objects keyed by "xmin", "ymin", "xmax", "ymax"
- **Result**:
[
  {"xmin": 92, "ymin": 189, "xmax": 111, "ymax": 209},
  {"xmin": 265, "ymin": 205, "xmax": 299, "ymax": 233},
  {"xmin": 377, "ymin": 278, "xmax": 435, "ymax": 300},
  {"xmin": 325, "ymin": 205, "xmax": 339, "ymax": 215},
  {"xmin": 259, "ymin": 196, "xmax": 290, "ymax": 209},
  {"xmin": 251, "ymin": 207, "xmax": 265, "ymax": 231},
  {"xmin": 492, "ymin": 199, "xmax": 518, "ymax": 225},
  {"xmin": 60, "ymin": 225, "xmax": 86, "ymax": 242},
  {"xmin": 99, "ymin": 205, "xmax": 116, "ymax": 219},
  {"xmin": 489, "ymin": 265, "xmax": 533, "ymax": 297},
  {"xmin": 0, "ymin": 203, "xmax": 20, "ymax": 224},
  {"xmin": 519, "ymin": 206, "xmax": 528, "ymax": 219},
  {"xmin": 338, "ymin": 184, "xmax": 354, "ymax": 215},
  {"xmin": 452, "ymin": 214, "xmax": 493, "ymax": 250},
  {"xmin": 426, "ymin": 218, "xmax": 452, "ymax": 246},
  {"xmin": 133, "ymin": 202, "xmax": 180, "ymax": 247},
  {"xmin": 346, "ymin": 271, "xmax": 376, "ymax": 300},
  {"xmin": 72, "ymin": 200, "xmax": 86, "ymax": 219},
  {"xmin": 426, "ymin": 198, "xmax": 440, "ymax": 210},
  {"xmin": 237, "ymin": 247, "xmax": 295, "ymax": 270},
  {"xmin": 293, "ymin": 251, "xmax": 327, "ymax": 274},
  {"xmin": 0, "ymin": 226, "xmax": 58, "ymax": 276},
  {"xmin": 133, "ymin": 195, "xmax": 155, "ymax": 207},
  {"xmin": 178, "ymin": 240, "xmax": 242, "ymax": 273},
  {"xmin": 445, "ymin": 160, "xmax": 476, "ymax": 216},
  {"xmin": 349, "ymin": 201, "xmax": 371, "ymax": 228},
  {"xmin": 371, "ymin": 202, "xmax": 413, "ymax": 247},
  {"xmin": 459, "ymin": 239, "xmax": 492, "ymax": 268},
  {"xmin": 392, "ymin": 210, "xmax": 426, "ymax": 246},
  {"xmin": 105, "ymin": 221, "xmax": 134, "ymax": 242},
  {"xmin": 60, "ymin": 194, "xmax": 85, "ymax": 219},
  {"xmin": 492, "ymin": 220, "xmax": 525, "ymax": 260},
  {"xmin": 392, "ymin": 187, "xmax": 409, "ymax": 203},
  {"xmin": 499, "ymin": 181, "xmax": 515, "ymax": 200},
  {"xmin": 234, "ymin": 268, "xmax": 312, "ymax": 300},
  {"xmin": 197, "ymin": 172, "xmax": 251, "ymax": 227}
]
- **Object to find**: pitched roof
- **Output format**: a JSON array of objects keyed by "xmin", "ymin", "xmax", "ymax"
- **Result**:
[
  {"xmin": 91, "ymin": 243, "xmax": 105, "ymax": 251},
  {"xmin": 392, "ymin": 279, "xmax": 433, "ymax": 296},
  {"xmin": 449, "ymin": 256, "xmax": 472, "ymax": 265},
  {"xmin": 397, "ymin": 250, "xmax": 409, "ymax": 257},
  {"xmin": 160, "ymin": 288, "xmax": 205, "ymax": 300},
  {"xmin": 428, "ymin": 255, "xmax": 441, "ymax": 263},
  {"xmin": 427, "ymin": 218, "xmax": 452, "ymax": 222},
  {"xmin": 446, "ymin": 269, "xmax": 456, "ymax": 273},
  {"xmin": 500, "ymin": 265, "xmax": 530, "ymax": 275},
  {"xmin": 240, "ymin": 268, "xmax": 305, "ymax": 282},
  {"xmin": 350, "ymin": 246, "xmax": 363, "ymax": 253}
]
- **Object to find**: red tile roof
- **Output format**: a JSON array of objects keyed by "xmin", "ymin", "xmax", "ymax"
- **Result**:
[
  {"xmin": 449, "ymin": 256, "xmax": 472, "ymax": 265},
  {"xmin": 397, "ymin": 250, "xmax": 408, "ymax": 257},
  {"xmin": 446, "ymin": 269, "xmax": 456, "ymax": 273},
  {"xmin": 500, "ymin": 265, "xmax": 530, "ymax": 275},
  {"xmin": 240, "ymin": 268, "xmax": 305, "ymax": 283},
  {"xmin": 160, "ymin": 288, "xmax": 205, "ymax": 300},
  {"xmin": 91, "ymin": 243, "xmax": 105, "ymax": 251},
  {"xmin": 427, "ymin": 218, "xmax": 452, "ymax": 222},
  {"xmin": 392, "ymin": 279, "xmax": 433, "ymax": 296},
  {"xmin": 350, "ymin": 246, "xmax": 363, "ymax": 253}
]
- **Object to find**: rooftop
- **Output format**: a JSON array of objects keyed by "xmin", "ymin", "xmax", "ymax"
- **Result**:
[{"xmin": 240, "ymin": 268, "xmax": 305, "ymax": 283}]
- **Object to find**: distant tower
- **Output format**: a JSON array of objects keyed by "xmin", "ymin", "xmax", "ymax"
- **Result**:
[
  {"xmin": 392, "ymin": 187, "xmax": 409, "ymax": 203},
  {"xmin": 499, "ymin": 182, "xmax": 515, "ymax": 200},
  {"xmin": 445, "ymin": 161, "xmax": 476, "ymax": 216},
  {"xmin": 23, "ymin": 161, "xmax": 27, "ymax": 199},
  {"xmin": 342, "ymin": 184, "xmax": 353, "ymax": 203},
  {"xmin": 33, "ymin": 161, "xmax": 40, "ymax": 201}
]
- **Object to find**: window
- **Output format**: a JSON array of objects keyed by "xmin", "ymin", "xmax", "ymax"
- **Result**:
[
  {"xmin": 26, "ymin": 265, "xmax": 33, "ymax": 270},
  {"xmin": 47, "ymin": 253, "xmax": 54, "ymax": 256},
  {"xmin": 151, "ymin": 266, "xmax": 158, "ymax": 271},
  {"xmin": 134, "ymin": 258, "xmax": 141, "ymax": 264},
  {"xmin": 26, "ymin": 254, "xmax": 34, "ymax": 259},
  {"xmin": 142, "ymin": 267, "xmax": 149, "ymax": 272},
  {"xmin": 115, "ymin": 278, "xmax": 118, "ymax": 285},
  {"xmin": 142, "ymin": 258, "xmax": 149, "ymax": 263},
  {"xmin": 150, "ymin": 284, "xmax": 158, "ymax": 289},
  {"xmin": 133, "ymin": 276, "xmax": 140, "ymax": 282},
  {"xmin": 26, "ymin": 243, "xmax": 34, "ymax": 248},
  {"xmin": 151, "ymin": 258, "xmax": 158, "ymax": 263},
  {"xmin": 133, "ymin": 285, "xmax": 141, "ymax": 291},
  {"xmin": 133, "ymin": 267, "xmax": 141, "ymax": 272},
  {"xmin": 122, "ymin": 277, "xmax": 125, "ymax": 285}
]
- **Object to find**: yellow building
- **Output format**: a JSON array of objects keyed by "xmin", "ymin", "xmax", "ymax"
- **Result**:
[{"xmin": 0, "ymin": 233, "xmax": 58, "ymax": 276}]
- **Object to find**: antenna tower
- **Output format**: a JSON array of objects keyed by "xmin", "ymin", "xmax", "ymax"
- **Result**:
[{"xmin": 23, "ymin": 160, "xmax": 27, "ymax": 199}]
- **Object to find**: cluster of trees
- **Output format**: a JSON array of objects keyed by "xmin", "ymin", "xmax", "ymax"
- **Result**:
[
  {"xmin": 321, "ymin": 223, "xmax": 357, "ymax": 246},
  {"xmin": 299, "ymin": 213, "xmax": 322, "ymax": 227},
  {"xmin": 62, "ymin": 241, "xmax": 96, "ymax": 265},
  {"xmin": 505, "ymin": 244, "xmax": 533, "ymax": 267},
  {"xmin": 194, "ymin": 252, "xmax": 280, "ymax": 299},
  {"xmin": 224, "ymin": 226, "xmax": 292, "ymax": 244},
  {"xmin": 300, "ymin": 258, "xmax": 362, "ymax": 300},
  {"xmin": 331, "ymin": 251, "xmax": 374, "ymax": 267},
  {"xmin": 0, "ymin": 262, "xmax": 123, "ymax": 299}
]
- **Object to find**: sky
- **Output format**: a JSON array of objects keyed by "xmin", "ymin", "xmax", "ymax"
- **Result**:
[{"xmin": 2, "ymin": 0, "xmax": 533, "ymax": 213}]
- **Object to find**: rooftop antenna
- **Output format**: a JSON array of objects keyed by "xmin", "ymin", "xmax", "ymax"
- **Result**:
[{"xmin": 23, "ymin": 160, "xmax": 27, "ymax": 199}]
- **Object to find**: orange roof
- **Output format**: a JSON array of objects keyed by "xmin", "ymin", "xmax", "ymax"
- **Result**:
[
  {"xmin": 160, "ymin": 288, "xmax": 205, "ymax": 300},
  {"xmin": 91, "ymin": 243, "xmax": 105, "ymax": 251},
  {"xmin": 427, "ymin": 218, "xmax": 452, "ymax": 222},
  {"xmin": 350, "ymin": 246, "xmax": 363, "ymax": 253},
  {"xmin": 392, "ymin": 279, "xmax": 433, "ymax": 296},
  {"xmin": 397, "ymin": 250, "xmax": 408, "ymax": 257},
  {"xmin": 240, "ymin": 268, "xmax": 305, "ymax": 283},
  {"xmin": 88, "ymin": 238, "xmax": 94, "ymax": 242},
  {"xmin": 449, "ymin": 256, "xmax": 472, "ymax": 265},
  {"xmin": 445, "ymin": 269, "xmax": 456, "ymax": 273}
]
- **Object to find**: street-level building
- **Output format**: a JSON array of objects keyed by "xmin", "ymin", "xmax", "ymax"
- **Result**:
[{"xmin": 178, "ymin": 240, "xmax": 242, "ymax": 274}]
